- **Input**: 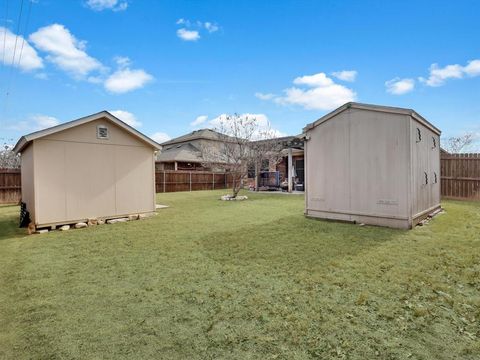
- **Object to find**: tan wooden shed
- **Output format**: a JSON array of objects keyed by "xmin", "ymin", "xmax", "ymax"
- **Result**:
[
  {"xmin": 13, "ymin": 111, "xmax": 161, "ymax": 228},
  {"xmin": 303, "ymin": 102, "xmax": 441, "ymax": 229}
]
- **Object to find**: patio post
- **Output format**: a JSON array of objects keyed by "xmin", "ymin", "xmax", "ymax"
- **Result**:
[{"xmin": 288, "ymin": 148, "xmax": 293, "ymax": 193}]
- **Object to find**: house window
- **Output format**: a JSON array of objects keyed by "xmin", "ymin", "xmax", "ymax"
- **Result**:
[
  {"xmin": 97, "ymin": 125, "xmax": 109, "ymax": 139},
  {"xmin": 432, "ymin": 136, "xmax": 437, "ymax": 149},
  {"xmin": 247, "ymin": 162, "xmax": 255, "ymax": 178},
  {"xmin": 295, "ymin": 159, "xmax": 305, "ymax": 184},
  {"xmin": 261, "ymin": 159, "xmax": 269, "ymax": 172},
  {"xmin": 416, "ymin": 128, "xmax": 422, "ymax": 143}
]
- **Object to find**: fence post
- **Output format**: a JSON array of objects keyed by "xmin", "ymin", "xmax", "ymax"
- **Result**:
[
  {"xmin": 212, "ymin": 172, "xmax": 215, "ymax": 190},
  {"xmin": 190, "ymin": 172, "xmax": 192, "ymax": 192},
  {"xmin": 163, "ymin": 171, "xmax": 166, "ymax": 193}
]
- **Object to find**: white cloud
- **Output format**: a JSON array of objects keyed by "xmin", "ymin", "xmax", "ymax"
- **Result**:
[
  {"xmin": 204, "ymin": 22, "xmax": 219, "ymax": 33},
  {"xmin": 464, "ymin": 59, "xmax": 480, "ymax": 77},
  {"xmin": 113, "ymin": 55, "xmax": 131, "ymax": 69},
  {"xmin": 176, "ymin": 18, "xmax": 189, "ymax": 26},
  {"xmin": 32, "ymin": 115, "xmax": 60, "ymax": 129},
  {"xmin": 176, "ymin": 28, "xmax": 200, "ymax": 41},
  {"xmin": 150, "ymin": 132, "xmax": 171, "ymax": 144},
  {"xmin": 293, "ymin": 73, "xmax": 334, "ymax": 87},
  {"xmin": 29, "ymin": 24, "xmax": 102, "ymax": 78},
  {"xmin": 0, "ymin": 26, "xmax": 43, "ymax": 71},
  {"xmin": 385, "ymin": 77, "xmax": 415, "ymax": 95},
  {"xmin": 190, "ymin": 115, "xmax": 208, "ymax": 127},
  {"xmin": 208, "ymin": 113, "xmax": 286, "ymax": 139},
  {"xmin": 331, "ymin": 70, "xmax": 357, "ymax": 82},
  {"xmin": 8, "ymin": 114, "xmax": 60, "ymax": 132},
  {"xmin": 104, "ymin": 67, "xmax": 153, "ymax": 94},
  {"xmin": 255, "ymin": 92, "xmax": 276, "ymax": 100},
  {"xmin": 93, "ymin": 56, "xmax": 153, "ymax": 94},
  {"xmin": 259, "ymin": 72, "xmax": 356, "ymax": 111},
  {"xmin": 109, "ymin": 110, "xmax": 141, "ymax": 127},
  {"xmin": 419, "ymin": 59, "xmax": 480, "ymax": 87},
  {"xmin": 14, "ymin": 24, "xmax": 153, "ymax": 94},
  {"xmin": 175, "ymin": 19, "xmax": 219, "ymax": 40},
  {"xmin": 85, "ymin": 0, "xmax": 128, "ymax": 11},
  {"xmin": 420, "ymin": 63, "xmax": 463, "ymax": 87}
]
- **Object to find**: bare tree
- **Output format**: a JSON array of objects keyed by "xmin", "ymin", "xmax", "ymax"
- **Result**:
[
  {"xmin": 0, "ymin": 145, "xmax": 20, "ymax": 169},
  {"xmin": 249, "ymin": 129, "xmax": 285, "ymax": 191},
  {"xmin": 201, "ymin": 114, "xmax": 283, "ymax": 198},
  {"xmin": 443, "ymin": 133, "xmax": 476, "ymax": 153}
]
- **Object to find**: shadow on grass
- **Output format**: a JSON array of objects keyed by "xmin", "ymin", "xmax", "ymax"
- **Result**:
[{"xmin": 199, "ymin": 213, "xmax": 406, "ymax": 272}]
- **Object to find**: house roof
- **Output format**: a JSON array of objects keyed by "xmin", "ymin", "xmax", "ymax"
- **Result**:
[
  {"xmin": 252, "ymin": 134, "xmax": 304, "ymax": 150},
  {"xmin": 13, "ymin": 111, "xmax": 162, "ymax": 154},
  {"xmin": 156, "ymin": 143, "xmax": 202, "ymax": 163},
  {"xmin": 303, "ymin": 102, "xmax": 441, "ymax": 135},
  {"xmin": 160, "ymin": 128, "xmax": 236, "ymax": 146}
]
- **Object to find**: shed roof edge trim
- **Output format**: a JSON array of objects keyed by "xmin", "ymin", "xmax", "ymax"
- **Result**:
[{"xmin": 303, "ymin": 102, "xmax": 441, "ymax": 135}]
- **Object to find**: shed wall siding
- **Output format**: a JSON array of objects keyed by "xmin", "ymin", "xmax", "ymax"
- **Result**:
[
  {"xmin": 348, "ymin": 109, "xmax": 410, "ymax": 218},
  {"xmin": 306, "ymin": 110, "xmax": 350, "ymax": 213},
  {"xmin": 20, "ymin": 144, "xmax": 35, "ymax": 221},
  {"xmin": 115, "ymin": 145, "xmax": 155, "ymax": 215},
  {"xmin": 32, "ymin": 119, "xmax": 155, "ymax": 226},
  {"xmin": 411, "ymin": 118, "xmax": 441, "ymax": 219},
  {"xmin": 306, "ymin": 108, "xmax": 411, "ymax": 227},
  {"xmin": 35, "ymin": 140, "xmax": 66, "ymax": 224}
]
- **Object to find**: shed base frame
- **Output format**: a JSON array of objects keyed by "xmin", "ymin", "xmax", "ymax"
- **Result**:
[
  {"xmin": 305, "ymin": 209, "xmax": 411, "ymax": 229},
  {"xmin": 33, "ymin": 210, "xmax": 157, "ymax": 229},
  {"xmin": 306, "ymin": 204, "xmax": 442, "ymax": 230},
  {"xmin": 411, "ymin": 205, "xmax": 442, "ymax": 227}
]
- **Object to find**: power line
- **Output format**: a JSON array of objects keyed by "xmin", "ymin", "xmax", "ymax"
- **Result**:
[
  {"xmin": 16, "ymin": 0, "xmax": 32, "ymax": 69},
  {"xmin": 2, "ymin": 0, "xmax": 24, "ymax": 125},
  {"xmin": 8, "ymin": 0, "xmax": 24, "ymax": 70},
  {"xmin": 5, "ymin": 0, "xmax": 33, "ymax": 126}
]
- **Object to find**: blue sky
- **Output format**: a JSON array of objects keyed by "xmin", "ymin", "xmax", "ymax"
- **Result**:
[{"xmin": 1, "ymin": 0, "xmax": 479, "ymax": 148}]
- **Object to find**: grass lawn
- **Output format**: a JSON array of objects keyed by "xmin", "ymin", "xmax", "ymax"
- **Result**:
[{"xmin": 0, "ymin": 190, "xmax": 479, "ymax": 359}]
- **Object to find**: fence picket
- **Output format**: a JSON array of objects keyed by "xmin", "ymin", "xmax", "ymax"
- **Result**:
[
  {"xmin": 440, "ymin": 153, "xmax": 480, "ymax": 200},
  {"xmin": 0, "ymin": 169, "xmax": 21, "ymax": 204},
  {"xmin": 154, "ymin": 170, "xmax": 233, "ymax": 193},
  {"xmin": 2, "ymin": 154, "xmax": 479, "ymax": 202}
]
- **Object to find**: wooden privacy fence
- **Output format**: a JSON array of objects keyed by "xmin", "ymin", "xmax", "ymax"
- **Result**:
[
  {"xmin": 0, "ymin": 169, "xmax": 21, "ymax": 204},
  {"xmin": 4, "ymin": 158, "xmax": 478, "ymax": 202},
  {"xmin": 0, "ymin": 169, "xmax": 235, "ymax": 203},
  {"xmin": 155, "ymin": 170, "xmax": 235, "ymax": 193},
  {"xmin": 441, "ymin": 153, "xmax": 480, "ymax": 200}
]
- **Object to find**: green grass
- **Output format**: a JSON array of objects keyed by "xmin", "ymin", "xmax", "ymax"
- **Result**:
[{"xmin": 1, "ymin": 191, "xmax": 479, "ymax": 359}]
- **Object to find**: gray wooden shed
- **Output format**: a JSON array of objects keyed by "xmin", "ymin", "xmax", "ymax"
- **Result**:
[{"xmin": 303, "ymin": 102, "xmax": 441, "ymax": 229}]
